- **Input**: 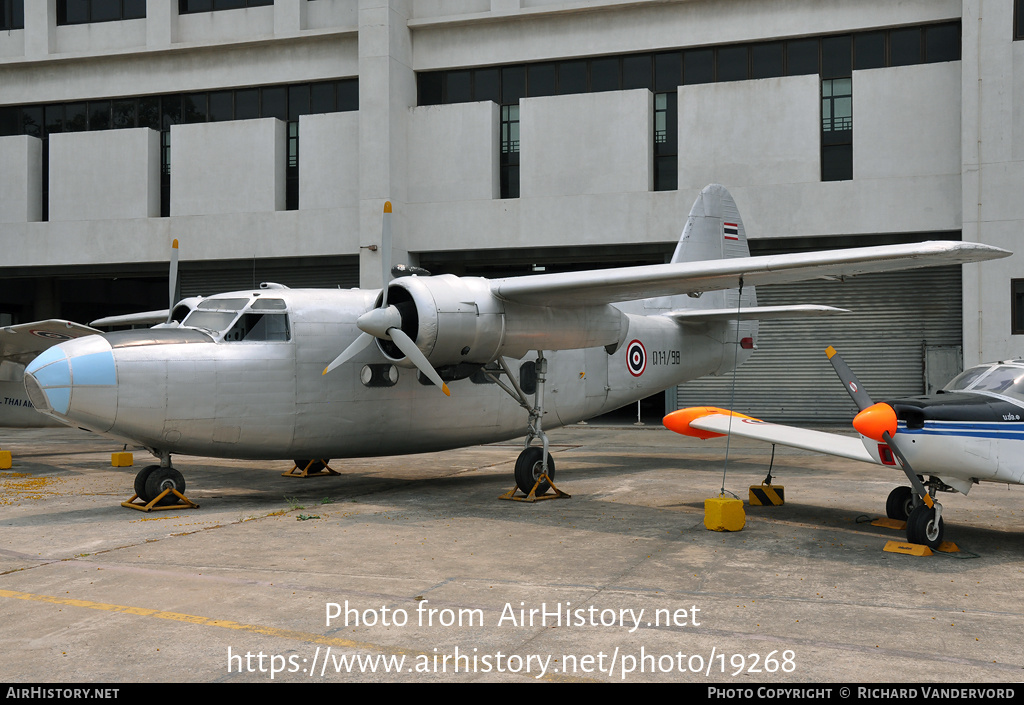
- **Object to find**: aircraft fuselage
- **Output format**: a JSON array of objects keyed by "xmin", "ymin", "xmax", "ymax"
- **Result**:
[{"xmin": 23, "ymin": 288, "xmax": 747, "ymax": 460}]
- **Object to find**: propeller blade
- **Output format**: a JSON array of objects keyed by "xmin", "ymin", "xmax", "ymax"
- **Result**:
[
  {"xmin": 838, "ymin": 355, "xmax": 935, "ymax": 509},
  {"xmin": 388, "ymin": 328, "xmax": 450, "ymax": 397},
  {"xmin": 826, "ymin": 345, "xmax": 874, "ymax": 412},
  {"xmin": 322, "ymin": 331, "xmax": 373, "ymax": 376},
  {"xmin": 380, "ymin": 202, "xmax": 392, "ymax": 308},
  {"xmin": 167, "ymin": 239, "xmax": 179, "ymax": 325}
]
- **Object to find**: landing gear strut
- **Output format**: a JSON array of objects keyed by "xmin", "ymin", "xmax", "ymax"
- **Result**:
[
  {"xmin": 122, "ymin": 451, "xmax": 198, "ymax": 511},
  {"xmin": 490, "ymin": 352, "xmax": 570, "ymax": 501}
]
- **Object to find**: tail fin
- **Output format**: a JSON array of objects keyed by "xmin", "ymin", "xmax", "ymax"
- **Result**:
[{"xmin": 671, "ymin": 184, "xmax": 757, "ymax": 311}]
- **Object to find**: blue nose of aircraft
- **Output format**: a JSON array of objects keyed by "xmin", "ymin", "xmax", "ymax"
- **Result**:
[{"xmin": 24, "ymin": 335, "xmax": 118, "ymax": 431}]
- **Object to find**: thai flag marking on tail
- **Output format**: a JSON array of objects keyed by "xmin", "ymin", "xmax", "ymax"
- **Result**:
[{"xmin": 723, "ymin": 222, "xmax": 739, "ymax": 240}]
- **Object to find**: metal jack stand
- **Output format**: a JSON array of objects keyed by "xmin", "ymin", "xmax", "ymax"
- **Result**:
[
  {"xmin": 122, "ymin": 488, "xmax": 199, "ymax": 512},
  {"xmin": 283, "ymin": 460, "xmax": 339, "ymax": 478}
]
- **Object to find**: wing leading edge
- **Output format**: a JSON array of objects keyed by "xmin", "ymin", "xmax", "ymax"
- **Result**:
[
  {"xmin": 663, "ymin": 407, "xmax": 877, "ymax": 465},
  {"xmin": 492, "ymin": 241, "xmax": 1010, "ymax": 307}
]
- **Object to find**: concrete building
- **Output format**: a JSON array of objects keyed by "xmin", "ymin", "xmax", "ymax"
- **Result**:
[{"xmin": 1, "ymin": 0, "xmax": 1021, "ymax": 421}]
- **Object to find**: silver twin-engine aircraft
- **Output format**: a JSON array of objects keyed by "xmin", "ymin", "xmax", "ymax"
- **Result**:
[{"xmin": 16, "ymin": 185, "xmax": 1010, "ymax": 507}]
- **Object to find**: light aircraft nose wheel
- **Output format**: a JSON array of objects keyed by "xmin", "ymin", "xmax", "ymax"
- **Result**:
[
  {"xmin": 885, "ymin": 485, "xmax": 915, "ymax": 521},
  {"xmin": 514, "ymin": 447, "xmax": 555, "ymax": 495},
  {"xmin": 906, "ymin": 504, "xmax": 944, "ymax": 548},
  {"xmin": 144, "ymin": 467, "xmax": 187, "ymax": 507}
]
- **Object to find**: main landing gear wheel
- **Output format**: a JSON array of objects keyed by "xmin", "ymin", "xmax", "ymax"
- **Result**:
[
  {"xmin": 134, "ymin": 465, "xmax": 160, "ymax": 503},
  {"xmin": 885, "ymin": 485, "xmax": 915, "ymax": 521},
  {"xmin": 906, "ymin": 504, "xmax": 944, "ymax": 548},
  {"xmin": 144, "ymin": 467, "xmax": 187, "ymax": 507},
  {"xmin": 514, "ymin": 447, "xmax": 555, "ymax": 495}
]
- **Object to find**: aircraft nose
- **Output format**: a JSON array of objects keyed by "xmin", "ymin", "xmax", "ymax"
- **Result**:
[{"xmin": 24, "ymin": 335, "xmax": 118, "ymax": 431}]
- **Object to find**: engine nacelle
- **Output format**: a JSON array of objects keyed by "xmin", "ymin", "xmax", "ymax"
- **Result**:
[{"xmin": 379, "ymin": 275, "xmax": 627, "ymax": 366}]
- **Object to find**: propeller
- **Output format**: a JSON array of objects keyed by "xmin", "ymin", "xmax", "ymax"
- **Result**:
[
  {"xmin": 166, "ymin": 239, "xmax": 179, "ymax": 325},
  {"xmin": 825, "ymin": 346, "xmax": 933, "ymax": 509},
  {"xmin": 322, "ymin": 202, "xmax": 450, "ymax": 396}
]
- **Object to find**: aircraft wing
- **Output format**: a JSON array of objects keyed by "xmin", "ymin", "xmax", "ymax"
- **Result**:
[
  {"xmin": 90, "ymin": 310, "xmax": 169, "ymax": 328},
  {"xmin": 664, "ymin": 407, "xmax": 878, "ymax": 464},
  {"xmin": 1, "ymin": 320, "xmax": 102, "ymax": 367},
  {"xmin": 492, "ymin": 241, "xmax": 1009, "ymax": 306}
]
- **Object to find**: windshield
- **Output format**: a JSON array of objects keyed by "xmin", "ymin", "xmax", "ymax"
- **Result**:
[
  {"xmin": 943, "ymin": 364, "xmax": 1024, "ymax": 403},
  {"xmin": 181, "ymin": 310, "xmax": 237, "ymax": 334}
]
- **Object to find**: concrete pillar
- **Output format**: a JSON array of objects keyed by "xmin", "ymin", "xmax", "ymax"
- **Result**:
[
  {"xmin": 24, "ymin": 0, "xmax": 56, "ymax": 59},
  {"xmin": 358, "ymin": 0, "xmax": 415, "ymax": 288},
  {"xmin": 275, "ymin": 0, "xmax": 306, "ymax": 35},
  {"xmin": 146, "ymin": 0, "xmax": 179, "ymax": 48}
]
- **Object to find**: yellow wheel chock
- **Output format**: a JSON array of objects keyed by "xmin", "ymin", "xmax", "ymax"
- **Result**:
[
  {"xmin": 121, "ymin": 487, "xmax": 199, "ymax": 512},
  {"xmin": 283, "ymin": 459, "xmax": 339, "ymax": 478},
  {"xmin": 499, "ymin": 473, "xmax": 571, "ymax": 502}
]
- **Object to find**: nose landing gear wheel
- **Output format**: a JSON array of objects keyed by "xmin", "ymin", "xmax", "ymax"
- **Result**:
[{"xmin": 906, "ymin": 504, "xmax": 944, "ymax": 548}]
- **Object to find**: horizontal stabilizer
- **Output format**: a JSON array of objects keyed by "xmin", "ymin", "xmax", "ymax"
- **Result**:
[
  {"xmin": 664, "ymin": 407, "xmax": 877, "ymax": 464},
  {"xmin": 668, "ymin": 304, "xmax": 848, "ymax": 323},
  {"xmin": 1, "ymin": 320, "xmax": 101, "ymax": 367}
]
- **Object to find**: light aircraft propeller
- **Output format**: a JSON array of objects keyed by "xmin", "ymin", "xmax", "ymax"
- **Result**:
[
  {"xmin": 826, "ymin": 346, "xmax": 943, "ymax": 544},
  {"xmin": 322, "ymin": 202, "xmax": 450, "ymax": 396},
  {"xmin": 166, "ymin": 239, "xmax": 179, "ymax": 325}
]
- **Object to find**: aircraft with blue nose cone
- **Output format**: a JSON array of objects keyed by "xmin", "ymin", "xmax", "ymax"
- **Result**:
[{"xmin": 19, "ymin": 186, "xmax": 1011, "ymax": 508}]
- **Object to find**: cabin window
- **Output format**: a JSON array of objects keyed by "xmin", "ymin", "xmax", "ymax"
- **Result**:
[{"xmin": 223, "ymin": 313, "xmax": 290, "ymax": 342}]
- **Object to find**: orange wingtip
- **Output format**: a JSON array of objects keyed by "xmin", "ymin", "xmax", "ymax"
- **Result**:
[
  {"xmin": 663, "ymin": 407, "xmax": 757, "ymax": 440},
  {"xmin": 852, "ymin": 402, "xmax": 897, "ymax": 442}
]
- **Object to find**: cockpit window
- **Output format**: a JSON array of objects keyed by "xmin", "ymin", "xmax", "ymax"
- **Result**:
[
  {"xmin": 250, "ymin": 298, "xmax": 287, "ymax": 310},
  {"xmin": 224, "ymin": 313, "xmax": 290, "ymax": 342},
  {"xmin": 944, "ymin": 364, "xmax": 1024, "ymax": 403},
  {"xmin": 181, "ymin": 310, "xmax": 237, "ymax": 334},
  {"xmin": 198, "ymin": 298, "xmax": 249, "ymax": 311}
]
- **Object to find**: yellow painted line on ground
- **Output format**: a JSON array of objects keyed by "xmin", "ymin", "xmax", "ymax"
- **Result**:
[
  {"xmin": 0, "ymin": 588, "xmax": 386, "ymax": 653},
  {"xmin": 0, "ymin": 588, "xmax": 590, "ymax": 682}
]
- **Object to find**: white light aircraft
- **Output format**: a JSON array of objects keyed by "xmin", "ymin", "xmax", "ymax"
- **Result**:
[
  {"xmin": 18, "ymin": 185, "xmax": 1009, "ymax": 508},
  {"xmin": 663, "ymin": 347, "xmax": 1024, "ymax": 548}
]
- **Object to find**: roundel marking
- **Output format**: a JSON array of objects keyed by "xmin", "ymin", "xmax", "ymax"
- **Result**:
[
  {"xmin": 626, "ymin": 339, "xmax": 646, "ymax": 377},
  {"xmin": 849, "ymin": 382, "xmax": 858, "ymax": 393},
  {"xmin": 30, "ymin": 329, "xmax": 74, "ymax": 341}
]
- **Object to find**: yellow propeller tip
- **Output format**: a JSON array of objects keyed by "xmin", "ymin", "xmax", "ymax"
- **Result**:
[
  {"xmin": 322, "ymin": 368, "xmax": 329, "ymax": 376},
  {"xmin": 825, "ymin": 345, "xmax": 836, "ymax": 358},
  {"xmin": 384, "ymin": 201, "xmax": 392, "ymax": 213},
  {"xmin": 172, "ymin": 239, "xmax": 179, "ymax": 249},
  {"xmin": 442, "ymin": 383, "xmax": 451, "ymax": 396}
]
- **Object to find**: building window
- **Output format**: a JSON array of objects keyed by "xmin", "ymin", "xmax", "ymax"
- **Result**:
[
  {"xmin": 1013, "ymin": 280, "xmax": 1024, "ymax": 335},
  {"xmin": 1, "ymin": 0, "xmax": 24, "ymax": 30},
  {"xmin": 57, "ymin": 0, "xmax": 145, "ymax": 25},
  {"xmin": 821, "ymin": 78, "xmax": 853, "ymax": 181},
  {"xmin": 0, "ymin": 80, "xmax": 356, "ymax": 219},
  {"xmin": 500, "ymin": 105, "xmax": 520, "ymax": 199},
  {"xmin": 178, "ymin": 0, "xmax": 272, "ymax": 13},
  {"xmin": 1016, "ymin": 0, "xmax": 1024, "ymax": 41},
  {"xmin": 417, "ymin": 21, "xmax": 959, "ymax": 195},
  {"xmin": 654, "ymin": 92, "xmax": 677, "ymax": 191}
]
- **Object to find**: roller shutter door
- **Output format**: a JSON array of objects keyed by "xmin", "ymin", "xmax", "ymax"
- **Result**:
[{"xmin": 674, "ymin": 266, "xmax": 963, "ymax": 423}]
